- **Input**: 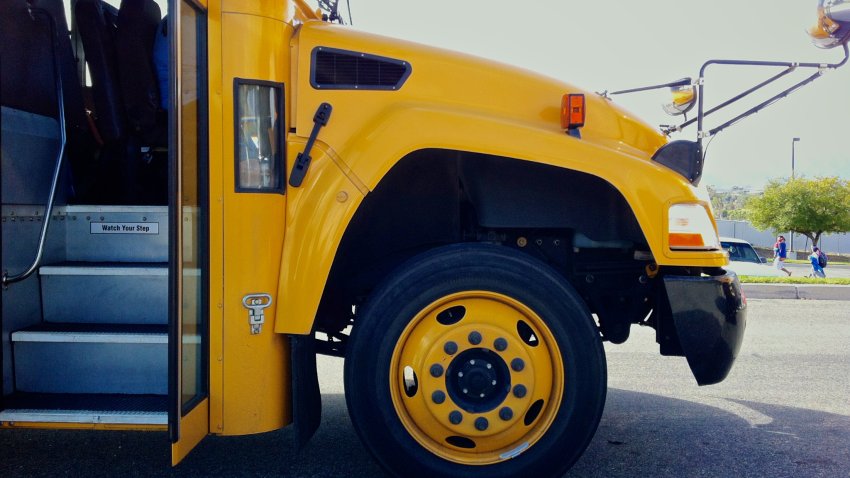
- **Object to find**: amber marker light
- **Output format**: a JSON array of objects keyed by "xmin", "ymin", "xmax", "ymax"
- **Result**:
[{"xmin": 561, "ymin": 93, "xmax": 586, "ymax": 130}]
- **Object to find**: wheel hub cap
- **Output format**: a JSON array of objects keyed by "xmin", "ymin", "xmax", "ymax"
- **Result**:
[
  {"xmin": 446, "ymin": 348, "xmax": 510, "ymax": 413},
  {"xmin": 389, "ymin": 292, "xmax": 565, "ymax": 465}
]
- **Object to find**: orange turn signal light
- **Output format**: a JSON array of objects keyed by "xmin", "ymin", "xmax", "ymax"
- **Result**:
[
  {"xmin": 561, "ymin": 93, "xmax": 586, "ymax": 130},
  {"xmin": 668, "ymin": 232, "xmax": 705, "ymax": 248}
]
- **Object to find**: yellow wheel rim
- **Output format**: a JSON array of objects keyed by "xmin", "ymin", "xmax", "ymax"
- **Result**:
[{"xmin": 389, "ymin": 291, "xmax": 565, "ymax": 465}]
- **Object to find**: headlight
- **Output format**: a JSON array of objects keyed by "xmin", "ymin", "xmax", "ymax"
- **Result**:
[{"xmin": 668, "ymin": 204, "xmax": 720, "ymax": 251}]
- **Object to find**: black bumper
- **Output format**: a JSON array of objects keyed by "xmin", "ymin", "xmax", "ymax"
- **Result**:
[{"xmin": 662, "ymin": 271, "xmax": 747, "ymax": 385}]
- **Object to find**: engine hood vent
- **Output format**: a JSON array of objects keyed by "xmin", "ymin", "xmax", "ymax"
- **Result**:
[{"xmin": 310, "ymin": 47, "xmax": 411, "ymax": 90}]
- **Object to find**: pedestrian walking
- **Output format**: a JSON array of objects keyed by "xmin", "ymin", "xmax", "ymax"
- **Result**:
[
  {"xmin": 773, "ymin": 235, "xmax": 792, "ymax": 276},
  {"xmin": 809, "ymin": 246, "xmax": 826, "ymax": 278}
]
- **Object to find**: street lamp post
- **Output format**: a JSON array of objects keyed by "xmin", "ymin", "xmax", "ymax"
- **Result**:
[
  {"xmin": 790, "ymin": 137, "xmax": 800, "ymax": 255},
  {"xmin": 791, "ymin": 137, "xmax": 800, "ymax": 179}
]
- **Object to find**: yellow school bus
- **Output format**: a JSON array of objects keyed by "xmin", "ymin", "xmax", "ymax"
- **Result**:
[{"xmin": 2, "ymin": 0, "xmax": 846, "ymax": 476}]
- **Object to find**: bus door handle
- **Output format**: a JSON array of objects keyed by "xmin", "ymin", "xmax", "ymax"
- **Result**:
[{"xmin": 242, "ymin": 293, "xmax": 273, "ymax": 334}]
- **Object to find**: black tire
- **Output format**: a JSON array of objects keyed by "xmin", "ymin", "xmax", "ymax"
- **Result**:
[{"xmin": 344, "ymin": 243, "xmax": 606, "ymax": 478}]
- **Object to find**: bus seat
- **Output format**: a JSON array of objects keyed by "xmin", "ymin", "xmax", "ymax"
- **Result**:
[
  {"xmin": 1, "ymin": 0, "xmax": 56, "ymax": 117},
  {"xmin": 28, "ymin": 0, "xmax": 104, "ymax": 203},
  {"xmin": 75, "ymin": 0, "xmax": 125, "ymax": 143},
  {"xmin": 116, "ymin": 0, "xmax": 162, "ymax": 142},
  {"xmin": 1, "ymin": 107, "xmax": 70, "ymax": 205},
  {"xmin": 28, "ymin": 0, "xmax": 90, "ymax": 137},
  {"xmin": 1, "ymin": 0, "xmax": 93, "ymax": 205}
]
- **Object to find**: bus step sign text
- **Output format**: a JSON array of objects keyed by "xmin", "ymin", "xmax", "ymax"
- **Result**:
[{"xmin": 90, "ymin": 222, "xmax": 159, "ymax": 234}]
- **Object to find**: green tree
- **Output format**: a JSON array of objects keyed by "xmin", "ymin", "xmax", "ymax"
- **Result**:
[
  {"xmin": 746, "ymin": 177, "xmax": 850, "ymax": 245},
  {"xmin": 708, "ymin": 186, "xmax": 755, "ymax": 220}
]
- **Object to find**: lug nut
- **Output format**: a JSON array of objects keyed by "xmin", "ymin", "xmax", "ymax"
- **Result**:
[
  {"xmin": 468, "ymin": 331, "xmax": 482, "ymax": 345},
  {"xmin": 432, "ymin": 390, "xmax": 446, "ymax": 404},
  {"xmin": 513, "ymin": 384, "xmax": 527, "ymax": 398},
  {"xmin": 444, "ymin": 341, "xmax": 458, "ymax": 355},
  {"xmin": 430, "ymin": 364, "xmax": 444, "ymax": 378},
  {"xmin": 499, "ymin": 407, "xmax": 514, "ymax": 421},
  {"xmin": 494, "ymin": 337, "xmax": 508, "ymax": 351},
  {"xmin": 449, "ymin": 411, "xmax": 463, "ymax": 425},
  {"xmin": 511, "ymin": 358, "xmax": 525, "ymax": 372},
  {"xmin": 474, "ymin": 417, "xmax": 489, "ymax": 431}
]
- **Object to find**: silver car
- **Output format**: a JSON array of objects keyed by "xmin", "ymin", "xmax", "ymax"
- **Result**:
[{"xmin": 721, "ymin": 236, "xmax": 785, "ymax": 277}]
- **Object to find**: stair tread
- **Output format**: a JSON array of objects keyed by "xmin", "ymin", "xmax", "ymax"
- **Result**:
[
  {"xmin": 62, "ymin": 205, "xmax": 168, "ymax": 213},
  {"xmin": 40, "ymin": 261, "xmax": 168, "ymax": 276},
  {"xmin": 12, "ymin": 323, "xmax": 168, "ymax": 343},
  {"xmin": 0, "ymin": 392, "xmax": 167, "ymax": 424}
]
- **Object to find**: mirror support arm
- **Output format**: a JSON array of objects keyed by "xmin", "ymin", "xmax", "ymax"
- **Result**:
[
  {"xmin": 607, "ymin": 77, "xmax": 692, "ymax": 96},
  {"xmin": 670, "ymin": 67, "xmax": 796, "ymax": 134},
  {"xmin": 693, "ymin": 43, "xmax": 849, "ymax": 146},
  {"xmin": 705, "ymin": 71, "xmax": 824, "ymax": 138}
]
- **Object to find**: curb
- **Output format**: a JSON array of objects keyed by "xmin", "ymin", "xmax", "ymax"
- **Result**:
[{"xmin": 741, "ymin": 283, "xmax": 850, "ymax": 301}]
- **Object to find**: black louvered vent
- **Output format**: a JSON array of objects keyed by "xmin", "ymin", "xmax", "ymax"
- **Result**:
[{"xmin": 311, "ymin": 47, "xmax": 412, "ymax": 90}]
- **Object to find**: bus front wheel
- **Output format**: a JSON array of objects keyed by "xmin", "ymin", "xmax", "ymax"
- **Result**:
[{"xmin": 344, "ymin": 243, "xmax": 606, "ymax": 478}]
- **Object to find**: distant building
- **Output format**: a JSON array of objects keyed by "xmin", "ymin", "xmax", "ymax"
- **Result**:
[{"xmin": 716, "ymin": 220, "xmax": 847, "ymax": 255}]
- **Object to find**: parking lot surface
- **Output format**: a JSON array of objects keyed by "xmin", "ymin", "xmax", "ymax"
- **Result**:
[{"xmin": 1, "ymin": 299, "xmax": 848, "ymax": 477}]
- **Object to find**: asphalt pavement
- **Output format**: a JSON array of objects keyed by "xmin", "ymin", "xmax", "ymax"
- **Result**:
[
  {"xmin": 1, "ymin": 299, "xmax": 848, "ymax": 477},
  {"xmin": 573, "ymin": 299, "xmax": 850, "ymax": 478}
]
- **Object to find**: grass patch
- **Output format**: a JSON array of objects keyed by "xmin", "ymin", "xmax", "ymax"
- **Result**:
[
  {"xmin": 782, "ymin": 258, "xmax": 849, "ymax": 264},
  {"xmin": 738, "ymin": 275, "xmax": 850, "ymax": 285}
]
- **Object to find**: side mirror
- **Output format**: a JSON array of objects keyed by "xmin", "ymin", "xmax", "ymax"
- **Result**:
[
  {"xmin": 760, "ymin": 257, "xmax": 768, "ymax": 264},
  {"xmin": 809, "ymin": 1, "xmax": 850, "ymax": 49},
  {"xmin": 662, "ymin": 84, "xmax": 697, "ymax": 116}
]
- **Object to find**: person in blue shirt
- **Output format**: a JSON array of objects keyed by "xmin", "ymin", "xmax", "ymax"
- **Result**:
[
  {"xmin": 809, "ymin": 246, "xmax": 826, "ymax": 278},
  {"xmin": 773, "ymin": 235, "xmax": 792, "ymax": 276}
]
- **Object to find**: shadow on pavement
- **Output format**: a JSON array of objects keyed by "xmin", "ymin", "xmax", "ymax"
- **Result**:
[
  {"xmin": 569, "ymin": 390, "xmax": 850, "ymax": 478},
  {"xmin": 1, "ymin": 390, "xmax": 848, "ymax": 477}
]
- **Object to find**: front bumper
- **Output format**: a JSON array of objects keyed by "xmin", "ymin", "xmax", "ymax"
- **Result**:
[{"xmin": 662, "ymin": 271, "xmax": 747, "ymax": 385}]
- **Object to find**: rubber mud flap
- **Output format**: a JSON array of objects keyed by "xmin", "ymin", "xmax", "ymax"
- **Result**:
[
  {"xmin": 291, "ymin": 334, "xmax": 321, "ymax": 450},
  {"xmin": 663, "ymin": 272, "xmax": 747, "ymax": 385}
]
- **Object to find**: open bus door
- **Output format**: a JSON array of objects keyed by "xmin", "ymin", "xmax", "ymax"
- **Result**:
[{"xmin": 169, "ymin": 0, "xmax": 209, "ymax": 464}]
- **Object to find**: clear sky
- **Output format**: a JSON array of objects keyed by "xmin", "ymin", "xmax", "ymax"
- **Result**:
[{"xmin": 340, "ymin": 0, "xmax": 850, "ymax": 190}]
